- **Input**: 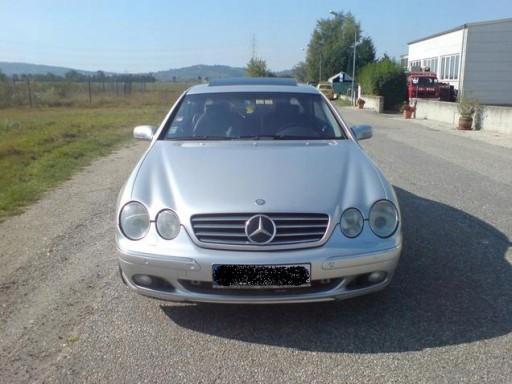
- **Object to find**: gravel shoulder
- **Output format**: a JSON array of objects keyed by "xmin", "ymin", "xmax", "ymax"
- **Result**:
[{"xmin": 0, "ymin": 141, "xmax": 148, "ymax": 382}]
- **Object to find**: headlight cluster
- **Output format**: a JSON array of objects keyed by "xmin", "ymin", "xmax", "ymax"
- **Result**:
[
  {"xmin": 340, "ymin": 208, "xmax": 364, "ymax": 238},
  {"xmin": 340, "ymin": 200, "xmax": 398, "ymax": 239},
  {"xmin": 119, "ymin": 202, "xmax": 180, "ymax": 240},
  {"xmin": 369, "ymin": 200, "xmax": 399, "ymax": 238},
  {"xmin": 155, "ymin": 209, "xmax": 181, "ymax": 240}
]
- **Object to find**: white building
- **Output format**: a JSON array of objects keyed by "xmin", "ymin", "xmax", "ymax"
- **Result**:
[{"xmin": 407, "ymin": 18, "xmax": 512, "ymax": 105}]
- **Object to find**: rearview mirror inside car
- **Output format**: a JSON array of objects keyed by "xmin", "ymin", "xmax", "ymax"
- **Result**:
[
  {"xmin": 351, "ymin": 125, "xmax": 373, "ymax": 141},
  {"xmin": 133, "ymin": 125, "xmax": 156, "ymax": 141}
]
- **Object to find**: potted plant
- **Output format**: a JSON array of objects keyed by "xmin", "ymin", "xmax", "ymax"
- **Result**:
[
  {"xmin": 356, "ymin": 98, "xmax": 365, "ymax": 109},
  {"xmin": 457, "ymin": 97, "xmax": 478, "ymax": 130},
  {"xmin": 400, "ymin": 102, "xmax": 415, "ymax": 119}
]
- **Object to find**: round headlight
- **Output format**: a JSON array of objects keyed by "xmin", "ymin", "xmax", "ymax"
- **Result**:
[
  {"xmin": 156, "ymin": 209, "xmax": 180, "ymax": 240},
  {"xmin": 119, "ymin": 201, "xmax": 150, "ymax": 240},
  {"xmin": 340, "ymin": 208, "xmax": 364, "ymax": 238},
  {"xmin": 369, "ymin": 200, "xmax": 399, "ymax": 238}
]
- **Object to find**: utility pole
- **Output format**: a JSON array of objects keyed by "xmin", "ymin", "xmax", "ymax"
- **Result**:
[
  {"xmin": 351, "ymin": 29, "xmax": 357, "ymax": 106},
  {"xmin": 319, "ymin": 54, "xmax": 322, "ymax": 83},
  {"xmin": 330, "ymin": 10, "xmax": 358, "ymax": 105},
  {"xmin": 318, "ymin": 39, "xmax": 324, "ymax": 83}
]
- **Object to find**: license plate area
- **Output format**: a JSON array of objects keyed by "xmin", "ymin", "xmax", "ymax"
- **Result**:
[{"xmin": 212, "ymin": 264, "xmax": 311, "ymax": 289}]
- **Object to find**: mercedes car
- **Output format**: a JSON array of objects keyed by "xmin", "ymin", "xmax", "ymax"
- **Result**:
[{"xmin": 116, "ymin": 77, "xmax": 402, "ymax": 304}]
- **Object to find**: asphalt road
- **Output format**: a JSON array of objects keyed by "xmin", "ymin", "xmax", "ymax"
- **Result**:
[{"xmin": 1, "ymin": 107, "xmax": 511, "ymax": 383}]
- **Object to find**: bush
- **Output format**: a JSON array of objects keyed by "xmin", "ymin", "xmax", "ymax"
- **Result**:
[{"xmin": 358, "ymin": 59, "xmax": 406, "ymax": 110}]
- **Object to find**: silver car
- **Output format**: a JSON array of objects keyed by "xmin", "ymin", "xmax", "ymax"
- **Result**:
[{"xmin": 116, "ymin": 78, "xmax": 402, "ymax": 304}]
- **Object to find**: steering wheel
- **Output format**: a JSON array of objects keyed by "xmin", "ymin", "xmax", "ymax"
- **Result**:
[{"xmin": 276, "ymin": 122, "xmax": 320, "ymax": 137}]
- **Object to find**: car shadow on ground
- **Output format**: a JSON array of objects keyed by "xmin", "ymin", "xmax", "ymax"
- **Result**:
[{"xmin": 161, "ymin": 187, "xmax": 512, "ymax": 353}]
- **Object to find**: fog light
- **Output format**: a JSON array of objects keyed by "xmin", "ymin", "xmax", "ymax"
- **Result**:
[
  {"xmin": 133, "ymin": 274, "xmax": 153, "ymax": 287},
  {"xmin": 368, "ymin": 271, "xmax": 387, "ymax": 284}
]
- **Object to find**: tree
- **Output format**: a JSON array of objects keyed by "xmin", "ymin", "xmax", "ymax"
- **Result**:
[
  {"xmin": 65, "ymin": 70, "xmax": 86, "ymax": 82},
  {"xmin": 305, "ymin": 11, "xmax": 375, "ymax": 83},
  {"xmin": 95, "ymin": 70, "xmax": 106, "ymax": 81},
  {"xmin": 292, "ymin": 62, "xmax": 307, "ymax": 82},
  {"xmin": 0, "ymin": 70, "xmax": 6, "ymax": 83},
  {"xmin": 246, "ymin": 57, "xmax": 271, "ymax": 77},
  {"xmin": 358, "ymin": 57, "xmax": 406, "ymax": 110}
]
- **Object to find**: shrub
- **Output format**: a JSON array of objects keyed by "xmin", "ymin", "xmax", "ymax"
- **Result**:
[
  {"xmin": 457, "ymin": 96, "xmax": 480, "ymax": 118},
  {"xmin": 358, "ymin": 59, "xmax": 406, "ymax": 110}
]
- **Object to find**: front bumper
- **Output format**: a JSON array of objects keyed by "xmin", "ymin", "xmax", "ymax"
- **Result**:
[{"xmin": 117, "ymin": 225, "xmax": 402, "ymax": 304}]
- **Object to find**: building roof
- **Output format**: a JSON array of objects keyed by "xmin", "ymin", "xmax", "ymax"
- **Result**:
[
  {"xmin": 187, "ymin": 78, "xmax": 317, "ymax": 95},
  {"xmin": 407, "ymin": 17, "xmax": 512, "ymax": 45},
  {"xmin": 327, "ymin": 72, "xmax": 353, "ymax": 83}
]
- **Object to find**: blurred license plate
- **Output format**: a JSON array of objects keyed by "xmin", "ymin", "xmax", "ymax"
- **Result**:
[{"xmin": 212, "ymin": 264, "xmax": 311, "ymax": 289}]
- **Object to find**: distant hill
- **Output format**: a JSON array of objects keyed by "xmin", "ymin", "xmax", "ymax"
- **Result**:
[
  {"xmin": 274, "ymin": 69, "xmax": 294, "ymax": 78},
  {"xmin": 0, "ymin": 62, "xmax": 293, "ymax": 81},
  {"xmin": 153, "ymin": 64, "xmax": 246, "ymax": 81},
  {"xmin": 0, "ymin": 62, "xmax": 94, "ymax": 76}
]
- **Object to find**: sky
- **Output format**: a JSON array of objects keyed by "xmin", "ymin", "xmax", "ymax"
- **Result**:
[{"xmin": 0, "ymin": 0, "xmax": 511, "ymax": 73}]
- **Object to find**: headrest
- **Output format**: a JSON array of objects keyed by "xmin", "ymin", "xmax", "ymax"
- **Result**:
[{"xmin": 204, "ymin": 102, "xmax": 231, "ymax": 115}]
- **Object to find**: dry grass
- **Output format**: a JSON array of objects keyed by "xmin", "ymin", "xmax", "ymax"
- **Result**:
[{"xmin": 0, "ymin": 85, "xmax": 185, "ymax": 219}]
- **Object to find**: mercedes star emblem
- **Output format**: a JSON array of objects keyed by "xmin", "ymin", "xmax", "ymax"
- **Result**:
[{"xmin": 245, "ymin": 215, "xmax": 276, "ymax": 244}]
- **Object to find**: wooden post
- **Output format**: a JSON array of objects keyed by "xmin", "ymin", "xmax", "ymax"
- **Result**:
[
  {"xmin": 88, "ymin": 78, "xmax": 92, "ymax": 104},
  {"xmin": 27, "ymin": 79, "xmax": 33, "ymax": 108}
]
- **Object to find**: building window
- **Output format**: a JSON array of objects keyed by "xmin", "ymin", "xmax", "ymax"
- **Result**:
[
  {"xmin": 422, "ymin": 57, "xmax": 438, "ymax": 73},
  {"xmin": 440, "ymin": 54, "xmax": 460, "ymax": 80},
  {"xmin": 409, "ymin": 60, "xmax": 421, "ymax": 70},
  {"xmin": 400, "ymin": 56, "xmax": 408, "ymax": 69}
]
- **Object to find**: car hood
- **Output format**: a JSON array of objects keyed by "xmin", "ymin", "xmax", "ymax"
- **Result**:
[{"xmin": 131, "ymin": 140, "xmax": 389, "ymax": 220}]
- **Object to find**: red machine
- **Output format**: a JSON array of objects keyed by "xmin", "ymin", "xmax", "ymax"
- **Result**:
[{"xmin": 407, "ymin": 71, "xmax": 456, "ymax": 102}]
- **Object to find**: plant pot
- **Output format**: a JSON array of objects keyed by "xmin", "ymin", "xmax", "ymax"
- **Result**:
[
  {"xmin": 403, "ymin": 110, "xmax": 412, "ymax": 119},
  {"xmin": 357, "ymin": 100, "xmax": 365, "ymax": 109},
  {"xmin": 458, "ymin": 116, "xmax": 473, "ymax": 130}
]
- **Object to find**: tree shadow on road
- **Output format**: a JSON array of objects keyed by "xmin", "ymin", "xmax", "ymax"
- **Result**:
[{"xmin": 161, "ymin": 187, "xmax": 512, "ymax": 353}]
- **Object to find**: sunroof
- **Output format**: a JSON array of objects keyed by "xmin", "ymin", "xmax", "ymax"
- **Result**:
[{"xmin": 208, "ymin": 77, "xmax": 297, "ymax": 87}]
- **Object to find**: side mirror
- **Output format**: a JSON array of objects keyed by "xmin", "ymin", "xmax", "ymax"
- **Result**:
[
  {"xmin": 133, "ymin": 125, "xmax": 156, "ymax": 141},
  {"xmin": 351, "ymin": 125, "xmax": 373, "ymax": 141}
]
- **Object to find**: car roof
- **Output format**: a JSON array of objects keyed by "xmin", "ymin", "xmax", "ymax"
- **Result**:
[{"xmin": 187, "ymin": 77, "xmax": 319, "ymax": 95}]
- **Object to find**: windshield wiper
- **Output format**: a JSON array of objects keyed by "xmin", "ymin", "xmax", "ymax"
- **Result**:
[
  {"xmin": 230, "ymin": 135, "xmax": 339, "ymax": 140},
  {"xmin": 270, "ymin": 135, "xmax": 337, "ymax": 140},
  {"xmin": 231, "ymin": 135, "xmax": 277, "ymax": 140},
  {"xmin": 169, "ymin": 135, "xmax": 230, "ymax": 141},
  {"xmin": 168, "ymin": 135, "xmax": 340, "ymax": 141}
]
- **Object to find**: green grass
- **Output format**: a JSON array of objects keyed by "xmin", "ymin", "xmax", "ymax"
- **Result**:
[{"xmin": 0, "ymin": 103, "xmax": 172, "ymax": 220}]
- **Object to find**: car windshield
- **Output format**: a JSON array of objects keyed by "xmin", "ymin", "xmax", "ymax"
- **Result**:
[
  {"xmin": 413, "ymin": 77, "xmax": 438, "ymax": 85},
  {"xmin": 162, "ymin": 92, "xmax": 345, "ymax": 140}
]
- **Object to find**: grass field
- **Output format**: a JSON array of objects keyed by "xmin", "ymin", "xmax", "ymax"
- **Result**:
[{"xmin": 0, "ymin": 87, "xmax": 184, "ymax": 220}]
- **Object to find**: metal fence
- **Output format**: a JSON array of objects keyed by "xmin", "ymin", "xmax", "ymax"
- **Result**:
[{"xmin": 0, "ymin": 80, "xmax": 188, "ymax": 108}]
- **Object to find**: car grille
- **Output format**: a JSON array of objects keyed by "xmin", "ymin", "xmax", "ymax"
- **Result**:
[{"xmin": 190, "ymin": 213, "xmax": 329, "ymax": 246}]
